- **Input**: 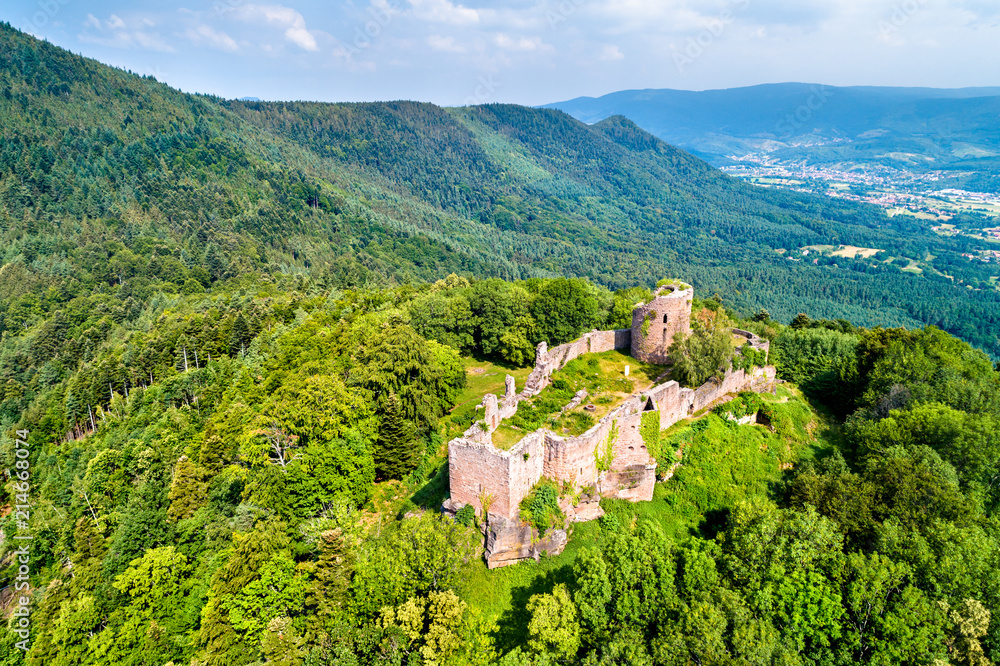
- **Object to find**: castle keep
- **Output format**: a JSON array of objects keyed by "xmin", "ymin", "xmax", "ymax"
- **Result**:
[{"xmin": 446, "ymin": 283, "xmax": 776, "ymax": 567}]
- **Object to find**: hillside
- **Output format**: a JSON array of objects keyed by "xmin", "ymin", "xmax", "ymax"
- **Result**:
[
  {"xmin": 3, "ymin": 263, "xmax": 1000, "ymax": 664},
  {"xmin": 1, "ymin": 22, "xmax": 999, "ymax": 358}
]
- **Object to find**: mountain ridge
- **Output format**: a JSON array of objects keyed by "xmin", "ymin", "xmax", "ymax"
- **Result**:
[{"xmin": 542, "ymin": 83, "xmax": 1000, "ymax": 169}]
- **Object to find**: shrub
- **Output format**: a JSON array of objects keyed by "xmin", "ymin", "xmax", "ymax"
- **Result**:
[
  {"xmin": 732, "ymin": 345, "xmax": 767, "ymax": 371},
  {"xmin": 714, "ymin": 392, "xmax": 765, "ymax": 420},
  {"xmin": 455, "ymin": 504, "xmax": 476, "ymax": 527},
  {"xmin": 520, "ymin": 480, "xmax": 563, "ymax": 536},
  {"xmin": 599, "ymin": 512, "xmax": 623, "ymax": 534}
]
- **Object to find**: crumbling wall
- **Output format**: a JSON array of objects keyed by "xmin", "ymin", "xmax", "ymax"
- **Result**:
[
  {"xmin": 604, "ymin": 465, "xmax": 657, "ymax": 503},
  {"xmin": 522, "ymin": 328, "xmax": 632, "ymax": 398},
  {"xmin": 447, "ymin": 428, "xmax": 547, "ymax": 520},
  {"xmin": 505, "ymin": 431, "xmax": 547, "ymax": 520},
  {"xmin": 542, "ymin": 394, "xmax": 657, "ymax": 503},
  {"xmin": 609, "ymin": 405, "xmax": 650, "ymax": 470},
  {"xmin": 447, "ymin": 439, "xmax": 511, "ymax": 518},
  {"xmin": 448, "ymin": 322, "xmax": 777, "ymax": 522},
  {"xmin": 543, "ymin": 427, "xmax": 601, "ymax": 490},
  {"xmin": 631, "ymin": 285, "xmax": 693, "ymax": 364},
  {"xmin": 480, "ymin": 375, "xmax": 520, "ymax": 433},
  {"xmin": 734, "ymin": 327, "xmax": 771, "ymax": 363},
  {"xmin": 645, "ymin": 381, "xmax": 690, "ymax": 428}
]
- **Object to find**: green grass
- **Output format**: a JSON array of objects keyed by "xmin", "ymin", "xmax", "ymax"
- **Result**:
[
  {"xmin": 511, "ymin": 351, "xmax": 666, "ymax": 433},
  {"xmin": 550, "ymin": 410, "xmax": 598, "ymax": 437},
  {"xmin": 458, "ymin": 520, "xmax": 601, "ymax": 654},
  {"xmin": 458, "ymin": 383, "xmax": 833, "ymax": 648},
  {"xmin": 492, "ymin": 423, "xmax": 528, "ymax": 451},
  {"xmin": 443, "ymin": 357, "xmax": 534, "ymax": 440}
]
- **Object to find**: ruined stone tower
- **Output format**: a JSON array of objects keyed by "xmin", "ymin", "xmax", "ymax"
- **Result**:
[{"xmin": 630, "ymin": 282, "xmax": 693, "ymax": 364}]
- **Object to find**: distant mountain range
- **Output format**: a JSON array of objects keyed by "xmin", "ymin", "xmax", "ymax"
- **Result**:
[{"xmin": 542, "ymin": 83, "xmax": 1000, "ymax": 173}]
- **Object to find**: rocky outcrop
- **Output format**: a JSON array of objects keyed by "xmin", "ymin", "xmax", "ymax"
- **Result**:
[
  {"xmin": 558, "ymin": 493, "xmax": 604, "ymax": 523},
  {"xmin": 484, "ymin": 513, "xmax": 568, "ymax": 569},
  {"xmin": 440, "ymin": 497, "xmax": 465, "ymax": 519}
]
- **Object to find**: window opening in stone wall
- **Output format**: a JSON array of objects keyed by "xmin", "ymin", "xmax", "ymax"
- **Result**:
[
  {"xmin": 662, "ymin": 328, "xmax": 668, "ymax": 344},
  {"xmin": 663, "ymin": 314, "xmax": 669, "ymax": 323}
]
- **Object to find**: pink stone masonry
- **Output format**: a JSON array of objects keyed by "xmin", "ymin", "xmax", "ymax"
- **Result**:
[{"xmin": 446, "ymin": 285, "xmax": 776, "ymax": 522}]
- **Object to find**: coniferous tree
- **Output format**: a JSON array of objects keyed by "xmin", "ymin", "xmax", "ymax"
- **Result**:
[
  {"xmin": 199, "ymin": 433, "xmax": 230, "ymax": 474},
  {"xmin": 71, "ymin": 516, "xmax": 106, "ymax": 591},
  {"xmin": 229, "ymin": 312, "xmax": 250, "ymax": 356},
  {"xmin": 791, "ymin": 313, "xmax": 812, "ymax": 330},
  {"xmin": 305, "ymin": 528, "xmax": 354, "ymax": 638},
  {"xmin": 375, "ymin": 392, "xmax": 418, "ymax": 480}
]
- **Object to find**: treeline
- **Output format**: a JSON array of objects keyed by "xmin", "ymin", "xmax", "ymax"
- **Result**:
[
  {"xmin": 0, "ymin": 270, "xmax": 675, "ymax": 666},
  {"xmin": 1, "ymin": 277, "xmax": 478, "ymax": 665}
]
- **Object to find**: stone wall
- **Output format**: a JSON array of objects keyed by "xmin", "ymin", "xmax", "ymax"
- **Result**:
[
  {"xmin": 522, "ymin": 328, "xmax": 632, "ymax": 398},
  {"xmin": 448, "ymin": 438, "xmax": 510, "ymax": 517},
  {"xmin": 689, "ymin": 365, "xmax": 777, "ymax": 415},
  {"xmin": 481, "ymin": 375, "xmax": 520, "ymax": 432},
  {"xmin": 543, "ymin": 428, "xmax": 601, "ymax": 489},
  {"xmin": 604, "ymin": 465, "xmax": 657, "ymax": 503},
  {"xmin": 631, "ymin": 285, "xmax": 693, "ymax": 364},
  {"xmin": 448, "ymin": 313, "xmax": 777, "ymax": 524},
  {"xmin": 447, "ymin": 428, "xmax": 547, "ymax": 519},
  {"xmin": 505, "ymin": 431, "xmax": 547, "ymax": 519},
  {"xmin": 734, "ymin": 327, "xmax": 771, "ymax": 362},
  {"xmin": 645, "ymin": 380, "xmax": 691, "ymax": 429}
]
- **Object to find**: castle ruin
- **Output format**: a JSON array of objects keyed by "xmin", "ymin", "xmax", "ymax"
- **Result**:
[{"xmin": 445, "ymin": 283, "xmax": 777, "ymax": 567}]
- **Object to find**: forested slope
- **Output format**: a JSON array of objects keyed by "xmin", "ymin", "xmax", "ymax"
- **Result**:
[
  {"xmin": 3, "ymin": 266, "xmax": 1000, "ymax": 665},
  {"xmin": 0, "ymin": 22, "xmax": 998, "ymax": 356}
]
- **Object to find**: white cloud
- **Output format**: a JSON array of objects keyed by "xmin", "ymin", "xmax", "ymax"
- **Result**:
[
  {"xmin": 231, "ymin": 4, "xmax": 320, "ymax": 51},
  {"xmin": 408, "ymin": 0, "xmax": 481, "ymax": 25},
  {"xmin": 599, "ymin": 44, "xmax": 624, "ymax": 60},
  {"xmin": 493, "ymin": 33, "xmax": 550, "ymax": 52},
  {"xmin": 427, "ymin": 35, "xmax": 467, "ymax": 52},
  {"xmin": 80, "ymin": 13, "xmax": 175, "ymax": 52},
  {"xmin": 184, "ymin": 24, "xmax": 239, "ymax": 52}
]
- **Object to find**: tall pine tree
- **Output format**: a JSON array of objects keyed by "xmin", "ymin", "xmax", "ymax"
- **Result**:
[
  {"xmin": 375, "ymin": 392, "xmax": 418, "ymax": 480},
  {"xmin": 304, "ymin": 528, "xmax": 354, "ymax": 639}
]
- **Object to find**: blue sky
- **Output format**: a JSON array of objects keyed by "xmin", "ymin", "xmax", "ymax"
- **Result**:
[{"xmin": 5, "ymin": 0, "xmax": 999, "ymax": 106}]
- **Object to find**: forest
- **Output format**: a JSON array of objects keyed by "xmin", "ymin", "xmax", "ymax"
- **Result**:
[
  {"xmin": 2, "ymin": 263, "xmax": 1000, "ymax": 665},
  {"xmin": 0, "ymin": 23, "xmax": 999, "ymax": 358},
  {"xmin": 2, "ymin": 20, "xmax": 1000, "ymax": 666}
]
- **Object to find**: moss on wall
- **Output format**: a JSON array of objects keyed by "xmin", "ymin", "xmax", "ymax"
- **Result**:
[{"xmin": 640, "ymin": 410, "xmax": 662, "ymax": 461}]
